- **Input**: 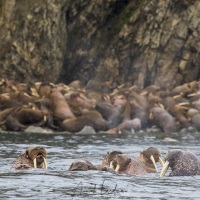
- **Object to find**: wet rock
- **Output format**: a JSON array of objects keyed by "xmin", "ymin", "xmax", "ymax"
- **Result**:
[
  {"xmin": 76, "ymin": 126, "xmax": 96, "ymax": 135},
  {"xmin": 24, "ymin": 126, "xmax": 54, "ymax": 134}
]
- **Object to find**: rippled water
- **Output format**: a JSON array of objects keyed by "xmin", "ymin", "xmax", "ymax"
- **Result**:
[{"xmin": 0, "ymin": 131, "xmax": 200, "ymax": 199}]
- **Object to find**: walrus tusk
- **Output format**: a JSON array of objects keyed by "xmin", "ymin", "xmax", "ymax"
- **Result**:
[
  {"xmin": 109, "ymin": 161, "xmax": 114, "ymax": 169},
  {"xmin": 43, "ymin": 157, "xmax": 47, "ymax": 169},
  {"xmin": 150, "ymin": 155, "xmax": 158, "ymax": 172},
  {"xmin": 149, "ymin": 112, "xmax": 153, "ymax": 120},
  {"xmin": 140, "ymin": 91, "xmax": 148, "ymax": 96},
  {"xmin": 159, "ymin": 157, "xmax": 164, "ymax": 167},
  {"xmin": 158, "ymin": 103, "xmax": 165, "ymax": 109},
  {"xmin": 33, "ymin": 158, "xmax": 37, "ymax": 168},
  {"xmin": 115, "ymin": 164, "xmax": 120, "ymax": 172},
  {"xmin": 178, "ymin": 102, "xmax": 190, "ymax": 106},
  {"xmin": 187, "ymin": 93, "xmax": 197, "ymax": 97},
  {"xmin": 31, "ymin": 88, "xmax": 40, "ymax": 97},
  {"xmin": 43, "ymin": 115, "xmax": 47, "ymax": 123},
  {"xmin": 173, "ymin": 94, "xmax": 183, "ymax": 99},
  {"xmin": 160, "ymin": 161, "xmax": 169, "ymax": 177}
]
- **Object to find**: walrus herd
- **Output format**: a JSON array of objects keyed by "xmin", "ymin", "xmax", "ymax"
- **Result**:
[
  {"xmin": 1, "ymin": 79, "xmax": 200, "ymax": 134},
  {"xmin": 12, "ymin": 146, "xmax": 200, "ymax": 177}
]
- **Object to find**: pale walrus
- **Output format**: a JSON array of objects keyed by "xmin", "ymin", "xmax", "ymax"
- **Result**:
[
  {"xmin": 150, "ymin": 107, "xmax": 176, "ymax": 133},
  {"xmin": 12, "ymin": 146, "xmax": 47, "ymax": 170},
  {"xmin": 160, "ymin": 149, "xmax": 200, "ymax": 176}
]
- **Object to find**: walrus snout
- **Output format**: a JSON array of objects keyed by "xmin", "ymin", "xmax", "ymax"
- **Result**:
[
  {"xmin": 33, "ymin": 151, "xmax": 47, "ymax": 169},
  {"xmin": 33, "ymin": 156, "xmax": 47, "ymax": 169},
  {"xmin": 160, "ymin": 149, "xmax": 200, "ymax": 177},
  {"xmin": 27, "ymin": 147, "xmax": 48, "ymax": 169}
]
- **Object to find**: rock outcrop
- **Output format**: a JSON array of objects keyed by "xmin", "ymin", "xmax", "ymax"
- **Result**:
[{"xmin": 0, "ymin": 0, "xmax": 200, "ymax": 89}]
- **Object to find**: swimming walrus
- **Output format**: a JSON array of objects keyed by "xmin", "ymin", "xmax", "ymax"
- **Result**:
[
  {"xmin": 68, "ymin": 159, "xmax": 97, "ymax": 171},
  {"xmin": 12, "ymin": 146, "xmax": 47, "ymax": 170},
  {"xmin": 160, "ymin": 149, "xmax": 200, "ymax": 176},
  {"xmin": 68, "ymin": 158, "xmax": 116, "ymax": 174},
  {"xmin": 136, "ymin": 147, "xmax": 164, "ymax": 173},
  {"xmin": 101, "ymin": 150, "xmax": 123, "ymax": 167},
  {"xmin": 110, "ymin": 154, "xmax": 146, "ymax": 175}
]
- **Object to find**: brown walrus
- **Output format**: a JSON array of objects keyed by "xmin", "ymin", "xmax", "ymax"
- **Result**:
[
  {"xmin": 4, "ymin": 107, "xmax": 50, "ymax": 131},
  {"xmin": 101, "ymin": 150, "xmax": 123, "ymax": 167},
  {"xmin": 49, "ymin": 89, "xmax": 75, "ymax": 121},
  {"xmin": 12, "ymin": 146, "xmax": 47, "ymax": 170},
  {"xmin": 110, "ymin": 154, "xmax": 146, "ymax": 175},
  {"xmin": 136, "ymin": 147, "xmax": 164, "ymax": 173},
  {"xmin": 61, "ymin": 110, "xmax": 107, "ymax": 132},
  {"xmin": 160, "ymin": 149, "xmax": 200, "ymax": 176},
  {"xmin": 68, "ymin": 158, "xmax": 116, "ymax": 174},
  {"xmin": 68, "ymin": 159, "xmax": 97, "ymax": 171}
]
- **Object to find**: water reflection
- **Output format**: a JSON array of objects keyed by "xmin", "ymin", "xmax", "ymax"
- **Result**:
[{"xmin": 0, "ymin": 131, "xmax": 200, "ymax": 199}]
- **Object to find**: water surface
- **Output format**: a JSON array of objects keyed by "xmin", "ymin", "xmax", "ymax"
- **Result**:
[{"xmin": 0, "ymin": 131, "xmax": 200, "ymax": 199}]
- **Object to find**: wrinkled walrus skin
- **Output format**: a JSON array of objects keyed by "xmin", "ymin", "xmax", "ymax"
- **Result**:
[
  {"xmin": 110, "ymin": 154, "xmax": 146, "ymax": 175},
  {"xmin": 160, "ymin": 149, "xmax": 200, "ymax": 176},
  {"xmin": 12, "ymin": 146, "xmax": 47, "ymax": 170}
]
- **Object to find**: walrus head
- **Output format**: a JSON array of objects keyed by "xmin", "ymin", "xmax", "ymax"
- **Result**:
[
  {"xmin": 102, "ymin": 150, "xmax": 123, "ymax": 167},
  {"xmin": 110, "ymin": 154, "xmax": 131, "ymax": 172},
  {"xmin": 140, "ymin": 147, "xmax": 164, "ymax": 172},
  {"xmin": 68, "ymin": 159, "xmax": 97, "ymax": 171},
  {"xmin": 25, "ymin": 146, "xmax": 47, "ymax": 169},
  {"xmin": 160, "ymin": 149, "xmax": 200, "ymax": 177}
]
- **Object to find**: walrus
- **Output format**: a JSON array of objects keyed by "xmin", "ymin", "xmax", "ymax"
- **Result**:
[
  {"xmin": 68, "ymin": 158, "xmax": 116, "ymax": 174},
  {"xmin": 12, "ymin": 146, "xmax": 47, "ymax": 170},
  {"xmin": 0, "ymin": 93, "xmax": 23, "ymax": 110},
  {"xmin": 150, "ymin": 107, "xmax": 176, "ymax": 133},
  {"xmin": 136, "ymin": 147, "xmax": 164, "ymax": 173},
  {"xmin": 4, "ymin": 107, "xmax": 49, "ymax": 131},
  {"xmin": 160, "ymin": 149, "xmax": 200, "ymax": 176},
  {"xmin": 66, "ymin": 92, "xmax": 96, "ymax": 111},
  {"xmin": 101, "ymin": 150, "xmax": 123, "ymax": 167},
  {"xmin": 49, "ymin": 89, "xmax": 75, "ymax": 121},
  {"xmin": 96, "ymin": 101, "xmax": 124, "ymax": 129},
  {"xmin": 37, "ymin": 82, "xmax": 54, "ymax": 98},
  {"xmin": 117, "ymin": 118, "xmax": 142, "ymax": 133},
  {"xmin": 68, "ymin": 159, "xmax": 98, "ymax": 171},
  {"xmin": 61, "ymin": 110, "xmax": 107, "ymax": 132},
  {"xmin": 110, "ymin": 154, "xmax": 146, "ymax": 175},
  {"xmin": 129, "ymin": 98, "xmax": 149, "ymax": 129}
]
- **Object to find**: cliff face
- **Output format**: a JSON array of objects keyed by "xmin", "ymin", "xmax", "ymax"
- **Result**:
[
  {"xmin": 0, "ymin": 0, "xmax": 68, "ymax": 83},
  {"xmin": 0, "ymin": 0, "xmax": 200, "ymax": 89}
]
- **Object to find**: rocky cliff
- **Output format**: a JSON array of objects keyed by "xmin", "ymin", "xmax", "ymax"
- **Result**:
[{"xmin": 0, "ymin": 0, "xmax": 200, "ymax": 89}]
